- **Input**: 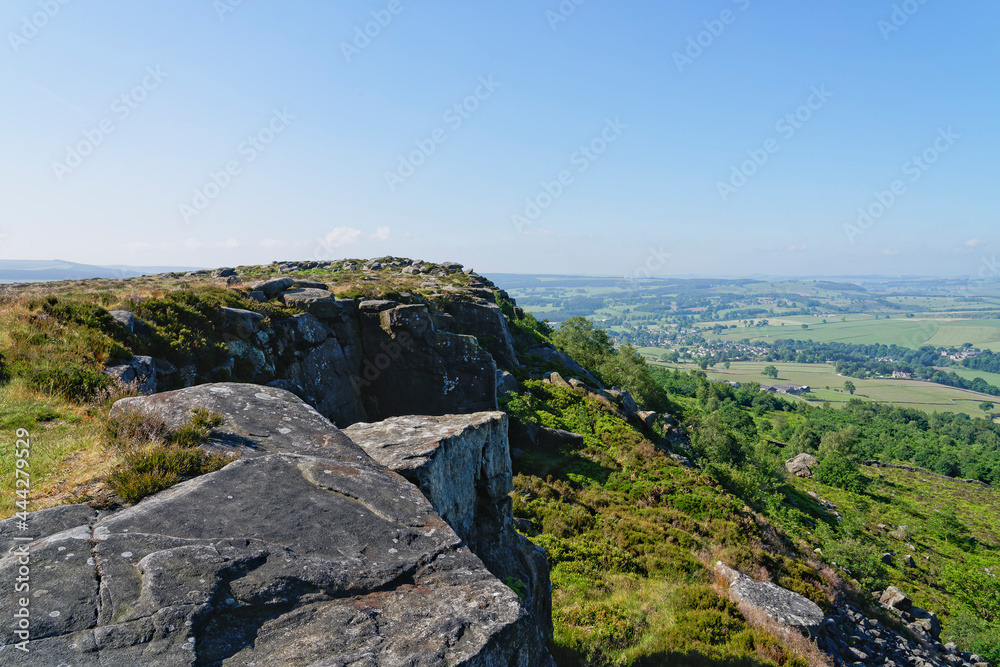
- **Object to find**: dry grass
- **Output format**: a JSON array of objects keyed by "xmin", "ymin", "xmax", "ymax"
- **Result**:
[{"xmin": 735, "ymin": 602, "xmax": 834, "ymax": 667}]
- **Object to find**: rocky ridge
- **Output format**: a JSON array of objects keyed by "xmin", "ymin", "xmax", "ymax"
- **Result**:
[{"xmin": 104, "ymin": 259, "xmax": 513, "ymax": 429}]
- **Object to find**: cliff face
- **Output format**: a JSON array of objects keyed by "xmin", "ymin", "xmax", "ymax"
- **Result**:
[
  {"xmin": 216, "ymin": 289, "xmax": 506, "ymax": 428},
  {"xmin": 1, "ymin": 384, "xmax": 553, "ymax": 666}
]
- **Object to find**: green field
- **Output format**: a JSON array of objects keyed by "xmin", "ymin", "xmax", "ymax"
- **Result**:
[
  {"xmin": 705, "ymin": 317, "xmax": 1000, "ymax": 351},
  {"xmin": 646, "ymin": 359, "xmax": 1000, "ymax": 417}
]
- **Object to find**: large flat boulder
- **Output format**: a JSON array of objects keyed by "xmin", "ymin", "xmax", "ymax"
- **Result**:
[
  {"xmin": 715, "ymin": 561, "xmax": 824, "ymax": 633},
  {"xmin": 279, "ymin": 288, "xmax": 344, "ymax": 319},
  {"xmin": 0, "ymin": 384, "xmax": 551, "ymax": 665}
]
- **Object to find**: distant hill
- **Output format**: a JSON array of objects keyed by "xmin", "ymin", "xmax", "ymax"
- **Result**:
[
  {"xmin": 814, "ymin": 280, "xmax": 867, "ymax": 292},
  {"xmin": 0, "ymin": 260, "xmax": 204, "ymax": 283}
]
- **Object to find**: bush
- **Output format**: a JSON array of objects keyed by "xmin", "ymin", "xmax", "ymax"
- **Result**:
[
  {"xmin": 667, "ymin": 609, "xmax": 747, "ymax": 646},
  {"xmin": 558, "ymin": 601, "xmax": 646, "ymax": 651},
  {"xmin": 674, "ymin": 585, "xmax": 742, "ymax": 616},
  {"xmin": 943, "ymin": 607, "xmax": 1000, "ymax": 663},
  {"xmin": 40, "ymin": 297, "xmax": 128, "ymax": 342},
  {"xmin": 104, "ymin": 406, "xmax": 168, "ymax": 448},
  {"xmin": 26, "ymin": 364, "xmax": 113, "ymax": 401},
  {"xmin": 813, "ymin": 451, "xmax": 867, "ymax": 492}
]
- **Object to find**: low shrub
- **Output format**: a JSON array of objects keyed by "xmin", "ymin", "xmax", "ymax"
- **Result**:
[
  {"xmin": 105, "ymin": 407, "xmax": 230, "ymax": 504},
  {"xmin": 108, "ymin": 445, "xmax": 230, "ymax": 504},
  {"xmin": 26, "ymin": 364, "xmax": 113, "ymax": 401},
  {"xmin": 170, "ymin": 408, "xmax": 224, "ymax": 448}
]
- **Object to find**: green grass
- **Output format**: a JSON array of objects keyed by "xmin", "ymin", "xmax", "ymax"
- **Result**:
[{"xmin": 0, "ymin": 381, "xmax": 113, "ymax": 517}]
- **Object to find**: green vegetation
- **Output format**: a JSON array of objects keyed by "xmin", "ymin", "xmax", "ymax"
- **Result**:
[
  {"xmin": 501, "ymin": 315, "xmax": 1000, "ymax": 663},
  {"xmin": 5, "ymin": 268, "xmax": 1000, "ymax": 662},
  {"xmin": 504, "ymin": 379, "xmax": 815, "ymax": 666},
  {"xmin": 104, "ymin": 407, "xmax": 231, "ymax": 504},
  {"xmin": 550, "ymin": 317, "xmax": 670, "ymax": 412}
]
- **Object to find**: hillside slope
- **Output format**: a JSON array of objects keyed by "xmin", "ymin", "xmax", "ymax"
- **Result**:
[{"xmin": 0, "ymin": 259, "xmax": 996, "ymax": 666}]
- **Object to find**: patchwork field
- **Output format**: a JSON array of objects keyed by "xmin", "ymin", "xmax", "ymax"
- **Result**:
[
  {"xmin": 643, "ymin": 359, "xmax": 1000, "ymax": 418},
  {"xmin": 704, "ymin": 317, "xmax": 1000, "ymax": 351}
]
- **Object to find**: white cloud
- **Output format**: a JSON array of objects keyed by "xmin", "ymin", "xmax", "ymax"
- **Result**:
[
  {"xmin": 126, "ymin": 241, "xmax": 152, "ymax": 251},
  {"xmin": 184, "ymin": 238, "xmax": 203, "ymax": 250},
  {"xmin": 370, "ymin": 226, "xmax": 391, "ymax": 241},
  {"xmin": 954, "ymin": 239, "xmax": 987, "ymax": 254},
  {"xmin": 786, "ymin": 244, "xmax": 807, "ymax": 252},
  {"xmin": 524, "ymin": 228, "xmax": 556, "ymax": 237},
  {"xmin": 260, "ymin": 238, "xmax": 286, "ymax": 248},
  {"xmin": 321, "ymin": 226, "xmax": 363, "ymax": 248},
  {"xmin": 218, "ymin": 237, "xmax": 240, "ymax": 250},
  {"xmin": 882, "ymin": 248, "xmax": 899, "ymax": 256}
]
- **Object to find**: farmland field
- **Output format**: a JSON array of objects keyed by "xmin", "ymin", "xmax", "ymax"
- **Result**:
[
  {"xmin": 703, "ymin": 317, "xmax": 1000, "ymax": 351},
  {"xmin": 643, "ymin": 359, "xmax": 1000, "ymax": 418}
]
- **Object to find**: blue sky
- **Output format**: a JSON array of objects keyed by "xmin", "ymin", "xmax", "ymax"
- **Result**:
[{"xmin": 0, "ymin": 0, "xmax": 996, "ymax": 277}]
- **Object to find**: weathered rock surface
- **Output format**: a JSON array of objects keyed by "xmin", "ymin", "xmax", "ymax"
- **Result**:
[
  {"xmin": 785, "ymin": 452, "xmax": 819, "ymax": 478},
  {"xmin": 344, "ymin": 412, "xmax": 554, "ymax": 652},
  {"xmin": 715, "ymin": 562, "xmax": 824, "ymax": 632},
  {"xmin": 162, "ymin": 291, "xmax": 504, "ymax": 428},
  {"xmin": 0, "ymin": 384, "xmax": 552, "ymax": 665},
  {"xmin": 355, "ymin": 302, "xmax": 498, "ymax": 421},
  {"xmin": 429, "ymin": 296, "xmax": 518, "ymax": 370},
  {"xmin": 880, "ymin": 585, "xmax": 912, "ymax": 611},
  {"xmin": 103, "ymin": 355, "xmax": 157, "ymax": 395},
  {"xmin": 526, "ymin": 343, "xmax": 602, "ymax": 387},
  {"xmin": 496, "ymin": 369, "xmax": 519, "ymax": 397},
  {"xmin": 252, "ymin": 276, "xmax": 294, "ymax": 298},
  {"xmin": 279, "ymin": 287, "xmax": 343, "ymax": 319}
]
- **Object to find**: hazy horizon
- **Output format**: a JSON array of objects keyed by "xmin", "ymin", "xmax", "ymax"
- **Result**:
[{"xmin": 1, "ymin": 1, "xmax": 996, "ymax": 277}]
